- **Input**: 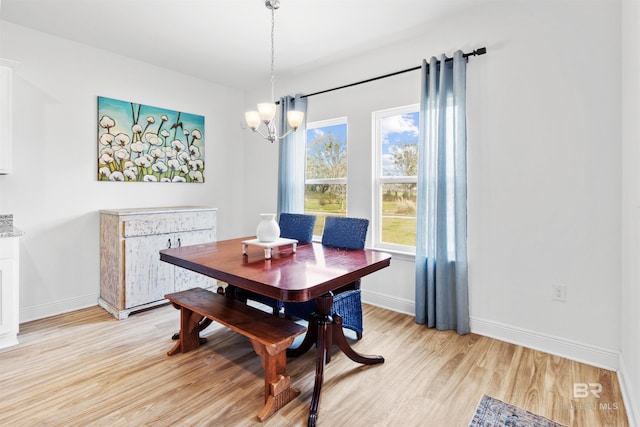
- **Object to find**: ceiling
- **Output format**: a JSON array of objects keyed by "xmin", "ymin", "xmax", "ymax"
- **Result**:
[{"xmin": 1, "ymin": 0, "xmax": 478, "ymax": 90}]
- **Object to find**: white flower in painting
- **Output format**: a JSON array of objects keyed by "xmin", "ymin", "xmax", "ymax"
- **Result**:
[
  {"xmin": 99, "ymin": 115, "xmax": 115, "ymax": 130},
  {"xmin": 161, "ymin": 115, "xmax": 168, "ymax": 122},
  {"xmin": 99, "ymin": 133, "xmax": 115, "ymax": 146},
  {"xmin": 172, "ymin": 140, "xmax": 186, "ymax": 152},
  {"xmin": 160, "ymin": 129, "xmax": 171, "ymax": 138},
  {"xmin": 109, "ymin": 171, "xmax": 125, "ymax": 181},
  {"xmin": 183, "ymin": 129, "xmax": 190, "ymax": 137},
  {"xmin": 134, "ymin": 155, "xmax": 152, "ymax": 168},
  {"xmin": 167, "ymin": 158, "xmax": 181, "ymax": 171},
  {"xmin": 163, "ymin": 147, "xmax": 177, "ymax": 159},
  {"xmin": 145, "ymin": 133, "xmax": 163, "ymax": 146},
  {"xmin": 149, "ymin": 148, "xmax": 165, "ymax": 160},
  {"xmin": 178, "ymin": 151, "xmax": 190, "ymax": 163},
  {"xmin": 189, "ymin": 159, "xmax": 204, "ymax": 171},
  {"xmin": 143, "ymin": 175, "xmax": 158, "ymax": 182},
  {"xmin": 160, "ymin": 177, "xmax": 171, "ymax": 182},
  {"xmin": 124, "ymin": 168, "xmax": 137, "ymax": 180},
  {"xmin": 115, "ymin": 148, "xmax": 130, "ymax": 161},
  {"xmin": 180, "ymin": 165, "xmax": 189, "ymax": 174},
  {"xmin": 99, "ymin": 152, "xmax": 115, "ymax": 164},
  {"xmin": 172, "ymin": 176, "xmax": 186, "ymax": 183},
  {"xmin": 189, "ymin": 170, "xmax": 204, "ymax": 182},
  {"xmin": 131, "ymin": 141, "xmax": 147, "ymax": 153},
  {"xmin": 98, "ymin": 167, "xmax": 111, "ymax": 178},
  {"xmin": 123, "ymin": 161, "xmax": 135, "ymax": 170},
  {"xmin": 189, "ymin": 145, "xmax": 201, "ymax": 158},
  {"xmin": 152, "ymin": 160, "xmax": 168, "ymax": 174},
  {"xmin": 191, "ymin": 129, "xmax": 202, "ymax": 140},
  {"xmin": 100, "ymin": 147, "xmax": 114, "ymax": 157},
  {"xmin": 132, "ymin": 124, "xmax": 143, "ymax": 135},
  {"xmin": 146, "ymin": 116, "xmax": 155, "ymax": 124},
  {"xmin": 114, "ymin": 133, "xmax": 131, "ymax": 148}
]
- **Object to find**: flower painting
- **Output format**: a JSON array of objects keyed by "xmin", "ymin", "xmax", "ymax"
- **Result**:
[{"xmin": 97, "ymin": 96, "xmax": 205, "ymax": 183}]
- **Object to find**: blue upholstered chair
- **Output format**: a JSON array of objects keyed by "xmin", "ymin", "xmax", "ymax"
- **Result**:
[
  {"xmin": 228, "ymin": 213, "xmax": 316, "ymax": 314},
  {"xmin": 278, "ymin": 213, "xmax": 317, "ymax": 244},
  {"xmin": 284, "ymin": 216, "xmax": 369, "ymax": 339}
]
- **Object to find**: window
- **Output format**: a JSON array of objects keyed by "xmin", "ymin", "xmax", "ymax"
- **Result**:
[
  {"xmin": 304, "ymin": 118, "xmax": 348, "ymax": 236},
  {"xmin": 373, "ymin": 105, "xmax": 419, "ymax": 252}
]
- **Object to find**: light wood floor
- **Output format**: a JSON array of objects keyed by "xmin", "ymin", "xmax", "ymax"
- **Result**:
[{"xmin": 0, "ymin": 303, "xmax": 629, "ymax": 426}]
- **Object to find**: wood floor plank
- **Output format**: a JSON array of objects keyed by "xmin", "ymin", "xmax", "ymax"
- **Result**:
[{"xmin": 0, "ymin": 303, "xmax": 629, "ymax": 426}]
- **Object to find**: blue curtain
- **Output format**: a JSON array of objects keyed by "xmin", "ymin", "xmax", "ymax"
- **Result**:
[
  {"xmin": 415, "ymin": 51, "xmax": 469, "ymax": 334},
  {"xmin": 277, "ymin": 94, "xmax": 307, "ymax": 214}
]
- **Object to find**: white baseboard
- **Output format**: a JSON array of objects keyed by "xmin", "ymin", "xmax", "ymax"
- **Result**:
[
  {"xmin": 617, "ymin": 356, "xmax": 639, "ymax": 427},
  {"xmin": 470, "ymin": 316, "xmax": 620, "ymax": 371},
  {"xmin": 361, "ymin": 289, "xmax": 415, "ymax": 316},
  {"xmin": 19, "ymin": 293, "xmax": 99, "ymax": 323}
]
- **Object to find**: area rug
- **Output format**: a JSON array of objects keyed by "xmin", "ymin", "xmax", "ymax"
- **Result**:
[{"xmin": 469, "ymin": 395, "xmax": 567, "ymax": 427}]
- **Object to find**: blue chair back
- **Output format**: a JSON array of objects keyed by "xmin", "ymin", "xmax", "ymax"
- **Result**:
[
  {"xmin": 321, "ymin": 216, "xmax": 368, "ymax": 250},
  {"xmin": 278, "ymin": 213, "xmax": 316, "ymax": 243}
]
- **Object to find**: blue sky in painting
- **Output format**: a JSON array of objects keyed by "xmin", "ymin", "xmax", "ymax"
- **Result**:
[{"xmin": 98, "ymin": 96, "xmax": 204, "ymax": 143}]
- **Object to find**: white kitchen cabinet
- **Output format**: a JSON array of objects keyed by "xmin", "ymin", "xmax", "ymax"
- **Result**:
[
  {"xmin": 0, "ymin": 235, "xmax": 21, "ymax": 349},
  {"xmin": 0, "ymin": 59, "xmax": 17, "ymax": 175},
  {"xmin": 99, "ymin": 206, "xmax": 217, "ymax": 319}
]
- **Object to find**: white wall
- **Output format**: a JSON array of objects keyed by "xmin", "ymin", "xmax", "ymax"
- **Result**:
[
  {"xmin": 244, "ymin": 1, "xmax": 623, "ymax": 370},
  {"xmin": 621, "ymin": 0, "xmax": 640, "ymax": 424},
  {"xmin": 0, "ymin": 21, "xmax": 247, "ymax": 321}
]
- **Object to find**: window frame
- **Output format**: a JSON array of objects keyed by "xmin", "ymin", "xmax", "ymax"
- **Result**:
[{"xmin": 372, "ymin": 104, "xmax": 419, "ymax": 254}]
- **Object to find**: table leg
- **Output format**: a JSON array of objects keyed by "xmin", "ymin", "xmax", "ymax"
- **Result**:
[
  {"xmin": 331, "ymin": 314, "xmax": 384, "ymax": 365},
  {"xmin": 302, "ymin": 293, "xmax": 384, "ymax": 427},
  {"xmin": 308, "ymin": 293, "xmax": 333, "ymax": 427}
]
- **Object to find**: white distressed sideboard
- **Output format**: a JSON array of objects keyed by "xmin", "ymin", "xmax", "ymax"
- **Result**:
[{"xmin": 99, "ymin": 206, "xmax": 217, "ymax": 319}]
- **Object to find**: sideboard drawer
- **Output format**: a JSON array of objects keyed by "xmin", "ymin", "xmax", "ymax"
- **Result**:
[{"xmin": 122, "ymin": 210, "xmax": 215, "ymax": 237}]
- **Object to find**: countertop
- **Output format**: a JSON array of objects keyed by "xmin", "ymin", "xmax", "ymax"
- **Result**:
[{"xmin": 0, "ymin": 226, "xmax": 24, "ymax": 238}]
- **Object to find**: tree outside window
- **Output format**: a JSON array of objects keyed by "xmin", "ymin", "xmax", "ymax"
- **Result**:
[
  {"xmin": 304, "ymin": 118, "xmax": 348, "ymax": 236},
  {"xmin": 375, "ymin": 106, "xmax": 419, "ymax": 251}
]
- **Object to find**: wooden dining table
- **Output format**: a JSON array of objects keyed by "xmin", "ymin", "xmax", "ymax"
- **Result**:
[{"xmin": 159, "ymin": 236, "xmax": 392, "ymax": 426}]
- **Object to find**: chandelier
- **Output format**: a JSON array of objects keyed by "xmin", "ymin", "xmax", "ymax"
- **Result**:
[{"xmin": 244, "ymin": 0, "xmax": 304, "ymax": 143}]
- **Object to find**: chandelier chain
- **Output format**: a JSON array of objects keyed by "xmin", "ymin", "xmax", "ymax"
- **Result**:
[{"xmin": 270, "ymin": 6, "xmax": 275, "ymax": 103}]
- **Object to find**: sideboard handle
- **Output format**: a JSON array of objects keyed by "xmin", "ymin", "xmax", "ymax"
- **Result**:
[{"xmin": 167, "ymin": 238, "xmax": 172, "ymax": 248}]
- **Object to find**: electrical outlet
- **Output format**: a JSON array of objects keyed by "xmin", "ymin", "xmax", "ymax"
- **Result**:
[{"xmin": 552, "ymin": 284, "xmax": 566, "ymax": 302}]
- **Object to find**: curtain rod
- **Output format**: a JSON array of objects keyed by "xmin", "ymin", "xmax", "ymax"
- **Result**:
[{"xmin": 278, "ymin": 47, "xmax": 486, "ymax": 103}]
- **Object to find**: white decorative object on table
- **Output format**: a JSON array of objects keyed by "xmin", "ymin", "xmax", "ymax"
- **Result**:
[
  {"xmin": 242, "ymin": 237, "xmax": 298, "ymax": 259},
  {"xmin": 256, "ymin": 213, "xmax": 280, "ymax": 242}
]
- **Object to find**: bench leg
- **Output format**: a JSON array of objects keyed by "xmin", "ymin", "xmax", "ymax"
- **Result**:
[
  {"xmin": 168, "ymin": 307, "xmax": 207, "ymax": 356},
  {"xmin": 251, "ymin": 340, "xmax": 300, "ymax": 422}
]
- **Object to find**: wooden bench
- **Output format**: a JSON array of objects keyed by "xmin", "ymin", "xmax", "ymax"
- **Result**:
[{"xmin": 164, "ymin": 287, "xmax": 307, "ymax": 422}]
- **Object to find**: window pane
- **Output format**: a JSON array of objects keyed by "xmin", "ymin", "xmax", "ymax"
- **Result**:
[
  {"xmin": 381, "ymin": 111, "xmax": 419, "ymax": 177},
  {"xmin": 305, "ymin": 119, "xmax": 348, "ymax": 236},
  {"xmin": 305, "ymin": 184, "xmax": 347, "ymax": 236},
  {"xmin": 306, "ymin": 123, "xmax": 347, "ymax": 179},
  {"xmin": 380, "ymin": 181, "xmax": 416, "ymax": 246}
]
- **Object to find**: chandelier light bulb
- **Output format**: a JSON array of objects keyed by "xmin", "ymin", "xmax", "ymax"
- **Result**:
[
  {"xmin": 245, "ymin": 111, "xmax": 261, "ymax": 130},
  {"xmin": 287, "ymin": 110, "xmax": 304, "ymax": 130},
  {"xmin": 257, "ymin": 103, "xmax": 277, "ymax": 123}
]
